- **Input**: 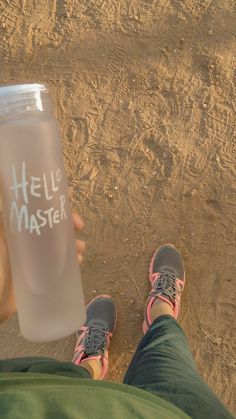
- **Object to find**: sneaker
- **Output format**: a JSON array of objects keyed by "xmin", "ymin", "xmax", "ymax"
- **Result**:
[
  {"xmin": 73, "ymin": 295, "xmax": 117, "ymax": 380},
  {"xmin": 143, "ymin": 244, "xmax": 185, "ymax": 334}
]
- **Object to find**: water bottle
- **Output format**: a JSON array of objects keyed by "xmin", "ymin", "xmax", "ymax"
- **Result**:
[{"xmin": 0, "ymin": 83, "xmax": 86, "ymax": 342}]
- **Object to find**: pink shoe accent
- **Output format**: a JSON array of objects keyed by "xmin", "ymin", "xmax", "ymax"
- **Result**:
[{"xmin": 76, "ymin": 338, "xmax": 111, "ymax": 379}]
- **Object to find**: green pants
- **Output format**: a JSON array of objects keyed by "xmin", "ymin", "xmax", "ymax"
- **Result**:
[
  {"xmin": 0, "ymin": 316, "xmax": 233, "ymax": 418},
  {"xmin": 123, "ymin": 315, "xmax": 233, "ymax": 418}
]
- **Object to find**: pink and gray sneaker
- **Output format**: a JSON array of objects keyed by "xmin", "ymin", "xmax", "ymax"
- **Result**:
[
  {"xmin": 143, "ymin": 244, "xmax": 185, "ymax": 334},
  {"xmin": 73, "ymin": 295, "xmax": 117, "ymax": 380}
]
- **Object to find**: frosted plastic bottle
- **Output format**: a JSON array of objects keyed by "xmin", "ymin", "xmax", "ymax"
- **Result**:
[{"xmin": 0, "ymin": 83, "xmax": 86, "ymax": 341}]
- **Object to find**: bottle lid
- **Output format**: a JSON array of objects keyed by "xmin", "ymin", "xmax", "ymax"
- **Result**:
[{"xmin": 0, "ymin": 83, "xmax": 53, "ymax": 117}]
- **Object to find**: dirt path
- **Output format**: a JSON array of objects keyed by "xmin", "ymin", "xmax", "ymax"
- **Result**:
[{"xmin": 0, "ymin": 0, "xmax": 235, "ymax": 414}]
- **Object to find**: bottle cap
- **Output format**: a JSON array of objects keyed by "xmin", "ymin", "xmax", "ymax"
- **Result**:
[{"xmin": 0, "ymin": 83, "xmax": 53, "ymax": 117}]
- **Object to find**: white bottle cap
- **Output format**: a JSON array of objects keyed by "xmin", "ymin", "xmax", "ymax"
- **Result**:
[{"xmin": 0, "ymin": 83, "xmax": 52, "ymax": 116}]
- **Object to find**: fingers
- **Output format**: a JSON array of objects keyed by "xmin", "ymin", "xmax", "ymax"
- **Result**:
[
  {"xmin": 72, "ymin": 211, "xmax": 86, "ymax": 264},
  {"xmin": 72, "ymin": 210, "xmax": 85, "ymax": 231},
  {"xmin": 76, "ymin": 239, "xmax": 86, "ymax": 265},
  {"xmin": 76, "ymin": 239, "xmax": 86, "ymax": 253},
  {"xmin": 77, "ymin": 253, "xmax": 83, "ymax": 264},
  {"xmin": 0, "ymin": 218, "xmax": 4, "ymax": 234}
]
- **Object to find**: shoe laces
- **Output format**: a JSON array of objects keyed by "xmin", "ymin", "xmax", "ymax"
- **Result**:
[
  {"xmin": 84, "ymin": 320, "xmax": 108, "ymax": 356},
  {"xmin": 151, "ymin": 270, "xmax": 177, "ymax": 303}
]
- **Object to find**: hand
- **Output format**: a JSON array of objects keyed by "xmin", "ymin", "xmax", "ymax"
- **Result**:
[
  {"xmin": 0, "ymin": 211, "xmax": 86, "ymax": 324},
  {"xmin": 0, "ymin": 214, "xmax": 16, "ymax": 323}
]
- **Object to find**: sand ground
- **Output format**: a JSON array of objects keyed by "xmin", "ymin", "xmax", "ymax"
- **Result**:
[{"xmin": 0, "ymin": 0, "xmax": 235, "ymax": 415}]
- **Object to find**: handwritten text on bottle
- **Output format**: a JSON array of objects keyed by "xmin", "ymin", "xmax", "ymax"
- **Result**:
[{"xmin": 10, "ymin": 162, "xmax": 67, "ymax": 235}]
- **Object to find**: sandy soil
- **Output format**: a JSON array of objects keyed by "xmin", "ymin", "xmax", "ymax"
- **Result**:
[{"xmin": 0, "ymin": 0, "xmax": 235, "ymax": 415}]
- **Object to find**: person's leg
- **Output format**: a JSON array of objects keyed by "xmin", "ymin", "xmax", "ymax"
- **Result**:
[
  {"xmin": 124, "ymin": 245, "xmax": 233, "ymax": 419},
  {"xmin": 0, "ymin": 296, "xmax": 116, "ymax": 382}
]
